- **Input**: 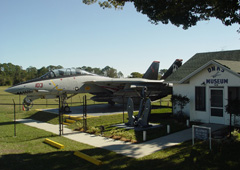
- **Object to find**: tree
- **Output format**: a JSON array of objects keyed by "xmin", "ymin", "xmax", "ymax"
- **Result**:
[
  {"xmin": 106, "ymin": 67, "xmax": 118, "ymax": 78},
  {"xmin": 171, "ymin": 94, "xmax": 190, "ymax": 119},
  {"xmin": 26, "ymin": 66, "xmax": 37, "ymax": 80},
  {"xmin": 158, "ymin": 69, "xmax": 168, "ymax": 79},
  {"xmin": 81, "ymin": 66, "xmax": 93, "ymax": 73},
  {"xmin": 0, "ymin": 62, "xmax": 125, "ymax": 85},
  {"xmin": 0, "ymin": 74, "xmax": 7, "ymax": 86},
  {"xmin": 37, "ymin": 67, "xmax": 48, "ymax": 77},
  {"xmin": 117, "ymin": 71, "xmax": 124, "ymax": 78},
  {"xmin": 13, "ymin": 65, "xmax": 25, "ymax": 85},
  {"xmin": 225, "ymin": 99, "xmax": 240, "ymax": 137},
  {"xmin": 93, "ymin": 67, "xmax": 103, "ymax": 75},
  {"xmin": 159, "ymin": 69, "xmax": 167, "ymax": 76},
  {"xmin": 83, "ymin": 0, "xmax": 240, "ymax": 30},
  {"xmin": 80, "ymin": 66, "xmax": 122, "ymax": 77},
  {"xmin": 101, "ymin": 66, "xmax": 113, "ymax": 77},
  {"xmin": 0, "ymin": 63, "xmax": 23, "ymax": 85},
  {"xmin": 129, "ymin": 72, "xmax": 143, "ymax": 78},
  {"xmin": 46, "ymin": 65, "xmax": 63, "ymax": 71}
]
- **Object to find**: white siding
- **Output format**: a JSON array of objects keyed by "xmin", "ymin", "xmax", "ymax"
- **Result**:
[
  {"xmin": 172, "ymin": 84, "xmax": 192, "ymax": 117},
  {"xmin": 173, "ymin": 64, "xmax": 240, "ymax": 125}
]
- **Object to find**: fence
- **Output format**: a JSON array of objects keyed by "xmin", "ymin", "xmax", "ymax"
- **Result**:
[
  {"xmin": 0, "ymin": 93, "xmax": 171, "ymax": 137},
  {"xmin": 0, "ymin": 95, "xmax": 87, "ymax": 137}
]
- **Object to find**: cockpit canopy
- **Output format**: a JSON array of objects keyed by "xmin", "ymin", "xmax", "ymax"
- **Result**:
[{"xmin": 40, "ymin": 68, "xmax": 94, "ymax": 79}]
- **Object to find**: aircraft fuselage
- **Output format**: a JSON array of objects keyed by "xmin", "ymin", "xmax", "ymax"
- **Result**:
[{"xmin": 5, "ymin": 60, "xmax": 181, "ymax": 110}]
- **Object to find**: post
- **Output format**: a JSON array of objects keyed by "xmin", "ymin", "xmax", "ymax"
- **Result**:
[
  {"xmin": 192, "ymin": 125, "xmax": 195, "ymax": 146},
  {"xmin": 58, "ymin": 96, "xmax": 63, "ymax": 136},
  {"xmin": 143, "ymin": 131, "xmax": 146, "ymax": 141},
  {"xmin": 122, "ymin": 96, "xmax": 125, "ymax": 123},
  {"xmin": 83, "ymin": 95, "xmax": 87, "ymax": 131},
  {"xmin": 167, "ymin": 125, "xmax": 170, "ymax": 134},
  {"xmin": 229, "ymin": 112, "xmax": 232, "ymax": 137},
  {"xmin": 85, "ymin": 95, "xmax": 87, "ymax": 129},
  {"xmin": 58, "ymin": 96, "xmax": 61, "ymax": 136},
  {"xmin": 18, "ymin": 95, "xmax": 21, "ymax": 112},
  {"xmin": 61, "ymin": 105, "xmax": 64, "ymax": 135},
  {"xmin": 13, "ymin": 99, "xmax": 16, "ymax": 137},
  {"xmin": 209, "ymin": 128, "xmax": 212, "ymax": 150},
  {"xmin": 186, "ymin": 119, "xmax": 190, "ymax": 127}
]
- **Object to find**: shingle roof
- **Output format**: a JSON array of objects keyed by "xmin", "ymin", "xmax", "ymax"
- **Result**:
[
  {"xmin": 165, "ymin": 50, "xmax": 240, "ymax": 82},
  {"xmin": 214, "ymin": 60, "xmax": 240, "ymax": 74}
]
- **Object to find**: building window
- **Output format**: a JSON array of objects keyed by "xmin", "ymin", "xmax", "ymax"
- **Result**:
[
  {"xmin": 195, "ymin": 87, "xmax": 206, "ymax": 111},
  {"xmin": 228, "ymin": 87, "xmax": 240, "ymax": 113},
  {"xmin": 228, "ymin": 87, "xmax": 240, "ymax": 101}
]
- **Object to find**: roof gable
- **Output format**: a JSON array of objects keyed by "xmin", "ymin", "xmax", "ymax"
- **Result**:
[
  {"xmin": 214, "ymin": 60, "xmax": 240, "ymax": 74},
  {"xmin": 165, "ymin": 50, "xmax": 240, "ymax": 83}
]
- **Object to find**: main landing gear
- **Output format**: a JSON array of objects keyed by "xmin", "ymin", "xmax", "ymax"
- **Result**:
[
  {"xmin": 63, "ymin": 104, "xmax": 71, "ymax": 113},
  {"xmin": 59, "ymin": 93, "xmax": 77, "ymax": 113},
  {"xmin": 108, "ymin": 100, "xmax": 115, "ymax": 106}
]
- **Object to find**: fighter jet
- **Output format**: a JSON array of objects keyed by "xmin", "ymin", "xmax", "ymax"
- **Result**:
[{"xmin": 5, "ymin": 60, "xmax": 182, "ymax": 111}]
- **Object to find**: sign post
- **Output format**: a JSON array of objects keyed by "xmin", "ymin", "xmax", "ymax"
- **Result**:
[{"xmin": 192, "ymin": 125, "xmax": 211, "ymax": 150}]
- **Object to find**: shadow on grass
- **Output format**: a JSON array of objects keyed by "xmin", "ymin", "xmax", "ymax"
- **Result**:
[
  {"xmin": 3, "ymin": 134, "xmax": 58, "ymax": 144},
  {"xmin": 26, "ymin": 111, "xmax": 59, "ymax": 123},
  {"xmin": 124, "ymin": 140, "xmax": 240, "ymax": 170},
  {"xmin": 0, "ymin": 151, "xmax": 92, "ymax": 170},
  {"xmin": 0, "ymin": 148, "xmax": 133, "ymax": 170},
  {"xmin": 0, "ymin": 145, "xmax": 193, "ymax": 170},
  {"xmin": 149, "ymin": 112, "xmax": 172, "ymax": 122},
  {"xmin": 151, "ymin": 105, "xmax": 172, "ymax": 109},
  {"xmin": 0, "ymin": 121, "xmax": 19, "ymax": 126},
  {"xmin": 1, "ymin": 140, "xmax": 240, "ymax": 170}
]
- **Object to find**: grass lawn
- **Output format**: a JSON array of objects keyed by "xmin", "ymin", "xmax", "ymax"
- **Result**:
[
  {"xmin": 0, "ymin": 86, "xmax": 182, "ymax": 143},
  {"xmin": 1, "ymin": 86, "xmax": 240, "ymax": 169}
]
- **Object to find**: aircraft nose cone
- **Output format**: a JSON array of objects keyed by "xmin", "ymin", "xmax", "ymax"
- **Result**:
[{"xmin": 5, "ymin": 86, "xmax": 19, "ymax": 94}]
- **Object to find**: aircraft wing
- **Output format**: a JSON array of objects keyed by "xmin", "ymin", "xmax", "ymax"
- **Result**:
[
  {"xmin": 84, "ymin": 78, "xmax": 168, "ymax": 93},
  {"xmin": 85, "ymin": 78, "xmax": 165, "ymax": 86}
]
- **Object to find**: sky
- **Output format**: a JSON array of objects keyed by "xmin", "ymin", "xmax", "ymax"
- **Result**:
[{"xmin": 0, "ymin": 0, "xmax": 239, "ymax": 77}]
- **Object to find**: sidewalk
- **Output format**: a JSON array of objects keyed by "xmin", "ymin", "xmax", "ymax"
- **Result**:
[{"xmin": 17, "ymin": 119, "xmax": 225, "ymax": 158}]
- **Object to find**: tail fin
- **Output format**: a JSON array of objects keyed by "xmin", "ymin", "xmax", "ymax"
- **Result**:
[
  {"xmin": 160, "ymin": 59, "xmax": 182, "ymax": 80},
  {"xmin": 142, "ymin": 61, "xmax": 160, "ymax": 80}
]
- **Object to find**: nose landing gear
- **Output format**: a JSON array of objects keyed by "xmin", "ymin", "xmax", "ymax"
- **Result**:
[{"xmin": 22, "ymin": 96, "xmax": 37, "ymax": 111}]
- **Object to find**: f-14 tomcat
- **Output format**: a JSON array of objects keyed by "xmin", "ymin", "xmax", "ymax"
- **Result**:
[{"xmin": 5, "ymin": 60, "xmax": 182, "ymax": 111}]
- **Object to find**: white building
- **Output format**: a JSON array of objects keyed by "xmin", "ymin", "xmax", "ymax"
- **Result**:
[{"xmin": 166, "ymin": 50, "xmax": 240, "ymax": 125}]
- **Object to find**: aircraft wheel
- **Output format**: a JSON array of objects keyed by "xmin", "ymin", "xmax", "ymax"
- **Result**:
[
  {"xmin": 64, "ymin": 106, "xmax": 71, "ymax": 112},
  {"xmin": 23, "ymin": 97, "xmax": 33, "ymax": 111}
]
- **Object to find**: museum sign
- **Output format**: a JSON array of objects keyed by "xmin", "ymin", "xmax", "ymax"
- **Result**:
[{"xmin": 205, "ymin": 66, "xmax": 228, "ymax": 85}]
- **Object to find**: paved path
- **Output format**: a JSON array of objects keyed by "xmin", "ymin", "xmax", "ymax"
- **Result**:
[{"xmin": 17, "ymin": 119, "xmax": 225, "ymax": 158}]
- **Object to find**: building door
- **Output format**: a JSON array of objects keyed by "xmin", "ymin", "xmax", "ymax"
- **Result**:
[{"xmin": 210, "ymin": 88, "xmax": 225, "ymax": 124}]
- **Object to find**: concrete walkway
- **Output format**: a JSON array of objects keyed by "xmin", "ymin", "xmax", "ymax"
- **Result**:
[{"xmin": 17, "ymin": 119, "xmax": 225, "ymax": 158}]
